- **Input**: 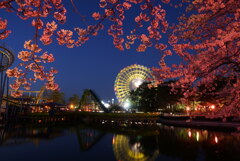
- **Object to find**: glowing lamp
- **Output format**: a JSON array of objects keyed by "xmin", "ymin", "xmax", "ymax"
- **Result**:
[
  {"xmin": 70, "ymin": 104, "xmax": 74, "ymax": 109},
  {"xmin": 214, "ymin": 136, "xmax": 218, "ymax": 143},
  {"xmin": 210, "ymin": 105, "xmax": 215, "ymax": 110},
  {"xmin": 188, "ymin": 131, "xmax": 192, "ymax": 138},
  {"xmin": 123, "ymin": 99, "xmax": 131, "ymax": 109}
]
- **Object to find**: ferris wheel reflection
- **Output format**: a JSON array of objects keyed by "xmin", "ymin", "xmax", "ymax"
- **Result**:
[{"xmin": 112, "ymin": 134, "xmax": 159, "ymax": 161}]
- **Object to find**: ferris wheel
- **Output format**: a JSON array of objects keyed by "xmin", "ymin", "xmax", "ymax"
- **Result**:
[
  {"xmin": 114, "ymin": 64, "xmax": 155, "ymax": 105},
  {"xmin": 0, "ymin": 45, "xmax": 15, "ymax": 108},
  {"xmin": 0, "ymin": 46, "xmax": 14, "ymax": 72}
]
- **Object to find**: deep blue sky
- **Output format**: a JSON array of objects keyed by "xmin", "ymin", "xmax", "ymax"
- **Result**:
[{"xmin": 1, "ymin": 1, "xmax": 182, "ymax": 101}]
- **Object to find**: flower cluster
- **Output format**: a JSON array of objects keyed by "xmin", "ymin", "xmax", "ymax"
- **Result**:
[
  {"xmin": 40, "ymin": 21, "xmax": 58, "ymax": 45},
  {"xmin": 153, "ymin": 0, "xmax": 240, "ymax": 115},
  {"xmin": 92, "ymin": 0, "xmax": 169, "ymax": 52},
  {"xmin": 6, "ymin": 40, "xmax": 58, "ymax": 96},
  {"xmin": 0, "ymin": 18, "xmax": 11, "ymax": 39}
]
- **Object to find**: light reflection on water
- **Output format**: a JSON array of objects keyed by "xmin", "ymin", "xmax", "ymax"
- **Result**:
[{"xmin": 0, "ymin": 124, "xmax": 240, "ymax": 161}]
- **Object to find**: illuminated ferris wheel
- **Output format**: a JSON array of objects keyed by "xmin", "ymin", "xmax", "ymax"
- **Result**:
[{"xmin": 114, "ymin": 64, "xmax": 155, "ymax": 104}]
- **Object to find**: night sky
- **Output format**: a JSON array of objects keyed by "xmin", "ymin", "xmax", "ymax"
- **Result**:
[{"xmin": 1, "ymin": 1, "xmax": 182, "ymax": 101}]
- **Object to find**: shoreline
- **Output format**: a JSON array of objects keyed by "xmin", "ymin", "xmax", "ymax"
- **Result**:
[
  {"xmin": 2, "ymin": 112, "xmax": 240, "ymax": 132},
  {"xmin": 158, "ymin": 116, "xmax": 240, "ymax": 132}
]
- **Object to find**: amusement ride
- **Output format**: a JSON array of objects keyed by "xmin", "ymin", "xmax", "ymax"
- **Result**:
[
  {"xmin": 0, "ymin": 45, "xmax": 14, "ymax": 111},
  {"xmin": 114, "ymin": 64, "xmax": 156, "ymax": 108}
]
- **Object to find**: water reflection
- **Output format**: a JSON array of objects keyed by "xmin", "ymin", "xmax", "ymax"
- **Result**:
[
  {"xmin": 0, "ymin": 125, "xmax": 63, "ymax": 146},
  {"xmin": 0, "ymin": 124, "xmax": 240, "ymax": 161},
  {"xmin": 156, "ymin": 125, "xmax": 240, "ymax": 161},
  {"xmin": 76, "ymin": 127, "xmax": 105, "ymax": 151},
  {"xmin": 112, "ymin": 135, "xmax": 159, "ymax": 161}
]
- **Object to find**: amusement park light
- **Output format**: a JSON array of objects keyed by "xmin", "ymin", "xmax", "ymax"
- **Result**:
[
  {"xmin": 214, "ymin": 136, "xmax": 218, "ymax": 144},
  {"xmin": 105, "ymin": 103, "xmax": 110, "ymax": 108},
  {"xmin": 132, "ymin": 78, "xmax": 143, "ymax": 88},
  {"xmin": 210, "ymin": 105, "xmax": 215, "ymax": 110},
  {"xmin": 196, "ymin": 132, "xmax": 200, "ymax": 142},
  {"xmin": 188, "ymin": 131, "xmax": 192, "ymax": 138},
  {"xmin": 123, "ymin": 99, "xmax": 131, "ymax": 109},
  {"xmin": 70, "ymin": 104, "xmax": 74, "ymax": 109},
  {"xmin": 112, "ymin": 98, "xmax": 114, "ymax": 104},
  {"xmin": 101, "ymin": 101, "xmax": 110, "ymax": 108}
]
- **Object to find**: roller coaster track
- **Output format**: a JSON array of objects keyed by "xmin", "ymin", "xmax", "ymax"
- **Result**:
[
  {"xmin": 79, "ymin": 89, "xmax": 109, "ymax": 113},
  {"xmin": 8, "ymin": 86, "xmax": 45, "ymax": 105}
]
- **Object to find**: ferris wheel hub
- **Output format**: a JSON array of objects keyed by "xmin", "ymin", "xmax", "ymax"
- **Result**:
[{"xmin": 131, "ymin": 78, "xmax": 144, "ymax": 89}]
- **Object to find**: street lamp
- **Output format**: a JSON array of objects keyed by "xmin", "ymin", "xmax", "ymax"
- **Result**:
[
  {"xmin": 210, "ymin": 105, "xmax": 215, "ymax": 110},
  {"xmin": 186, "ymin": 106, "xmax": 190, "ymax": 115},
  {"xmin": 70, "ymin": 104, "xmax": 74, "ymax": 110}
]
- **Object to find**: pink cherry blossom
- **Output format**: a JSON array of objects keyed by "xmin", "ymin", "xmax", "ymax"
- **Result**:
[
  {"xmin": 92, "ymin": 12, "xmax": 101, "ymax": 20},
  {"xmin": 0, "ymin": 18, "xmax": 11, "ymax": 39},
  {"xmin": 136, "ymin": 44, "xmax": 147, "ymax": 52},
  {"xmin": 1, "ymin": 0, "xmax": 239, "ymax": 115},
  {"xmin": 45, "ymin": 81, "xmax": 59, "ymax": 90}
]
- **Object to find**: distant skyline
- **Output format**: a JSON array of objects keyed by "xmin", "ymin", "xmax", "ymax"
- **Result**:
[{"xmin": 1, "ymin": 1, "xmax": 182, "ymax": 101}]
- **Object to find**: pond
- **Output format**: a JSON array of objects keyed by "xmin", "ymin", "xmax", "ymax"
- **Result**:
[{"xmin": 0, "ymin": 123, "xmax": 240, "ymax": 161}]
